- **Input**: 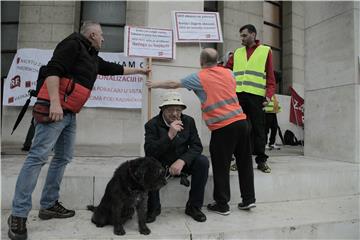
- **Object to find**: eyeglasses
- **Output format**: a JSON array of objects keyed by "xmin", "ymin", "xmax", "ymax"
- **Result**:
[{"xmin": 164, "ymin": 107, "xmax": 183, "ymax": 114}]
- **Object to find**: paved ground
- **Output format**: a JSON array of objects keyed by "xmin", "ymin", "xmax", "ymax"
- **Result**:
[{"xmin": 1, "ymin": 195, "xmax": 359, "ymax": 240}]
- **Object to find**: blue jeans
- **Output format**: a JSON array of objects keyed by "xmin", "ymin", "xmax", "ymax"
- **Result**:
[{"xmin": 11, "ymin": 113, "xmax": 76, "ymax": 218}]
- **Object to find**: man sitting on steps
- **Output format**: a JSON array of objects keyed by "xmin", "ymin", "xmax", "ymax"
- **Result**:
[{"xmin": 144, "ymin": 91, "xmax": 209, "ymax": 223}]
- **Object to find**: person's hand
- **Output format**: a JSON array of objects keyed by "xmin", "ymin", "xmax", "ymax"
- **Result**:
[
  {"xmin": 263, "ymin": 96, "xmax": 270, "ymax": 106},
  {"xmin": 139, "ymin": 66, "xmax": 151, "ymax": 76},
  {"xmin": 169, "ymin": 159, "xmax": 185, "ymax": 176},
  {"xmin": 168, "ymin": 120, "xmax": 183, "ymax": 139},
  {"xmin": 145, "ymin": 79, "xmax": 154, "ymax": 88},
  {"xmin": 49, "ymin": 101, "xmax": 63, "ymax": 122}
]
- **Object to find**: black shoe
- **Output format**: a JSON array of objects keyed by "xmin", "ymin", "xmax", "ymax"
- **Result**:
[
  {"xmin": 207, "ymin": 202, "xmax": 230, "ymax": 215},
  {"xmin": 238, "ymin": 202, "xmax": 256, "ymax": 210},
  {"xmin": 185, "ymin": 205, "xmax": 206, "ymax": 222},
  {"xmin": 38, "ymin": 201, "xmax": 75, "ymax": 220},
  {"xmin": 257, "ymin": 162, "xmax": 271, "ymax": 173},
  {"xmin": 146, "ymin": 207, "xmax": 161, "ymax": 223},
  {"xmin": 8, "ymin": 215, "xmax": 27, "ymax": 240}
]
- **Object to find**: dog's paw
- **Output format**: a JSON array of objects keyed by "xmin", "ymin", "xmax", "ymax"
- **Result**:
[
  {"xmin": 139, "ymin": 226, "xmax": 151, "ymax": 235},
  {"xmin": 95, "ymin": 223, "xmax": 105, "ymax": 228},
  {"xmin": 114, "ymin": 225, "xmax": 126, "ymax": 235}
]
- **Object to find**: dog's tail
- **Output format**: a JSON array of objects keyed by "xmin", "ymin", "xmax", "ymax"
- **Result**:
[{"xmin": 87, "ymin": 205, "xmax": 97, "ymax": 212}]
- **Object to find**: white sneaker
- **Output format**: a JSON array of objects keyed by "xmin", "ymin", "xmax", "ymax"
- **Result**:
[
  {"xmin": 270, "ymin": 143, "xmax": 280, "ymax": 150},
  {"xmin": 265, "ymin": 144, "xmax": 271, "ymax": 150}
]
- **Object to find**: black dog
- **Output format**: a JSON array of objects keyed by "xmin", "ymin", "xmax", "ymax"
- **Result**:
[{"xmin": 87, "ymin": 157, "xmax": 167, "ymax": 235}]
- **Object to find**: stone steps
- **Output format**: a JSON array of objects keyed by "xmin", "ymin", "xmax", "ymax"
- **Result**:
[
  {"xmin": 1, "ymin": 195, "xmax": 359, "ymax": 240},
  {"xmin": 2, "ymin": 153, "xmax": 359, "ymax": 210},
  {"xmin": 1, "ymin": 152, "xmax": 359, "ymax": 209}
]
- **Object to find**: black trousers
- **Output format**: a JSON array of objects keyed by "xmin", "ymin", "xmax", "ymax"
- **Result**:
[
  {"xmin": 210, "ymin": 120, "xmax": 255, "ymax": 206},
  {"xmin": 237, "ymin": 92, "xmax": 268, "ymax": 164},
  {"xmin": 265, "ymin": 113, "xmax": 278, "ymax": 145},
  {"xmin": 148, "ymin": 154, "xmax": 209, "ymax": 210}
]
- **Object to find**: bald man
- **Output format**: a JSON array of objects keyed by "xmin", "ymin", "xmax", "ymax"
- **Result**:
[
  {"xmin": 8, "ymin": 21, "xmax": 150, "ymax": 240},
  {"xmin": 146, "ymin": 48, "xmax": 256, "ymax": 216}
]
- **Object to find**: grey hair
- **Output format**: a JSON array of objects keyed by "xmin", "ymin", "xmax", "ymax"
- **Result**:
[
  {"xmin": 200, "ymin": 48, "xmax": 218, "ymax": 67},
  {"xmin": 80, "ymin": 21, "xmax": 100, "ymax": 36}
]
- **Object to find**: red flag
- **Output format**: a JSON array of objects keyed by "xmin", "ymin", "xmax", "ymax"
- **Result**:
[{"xmin": 289, "ymin": 87, "xmax": 304, "ymax": 126}]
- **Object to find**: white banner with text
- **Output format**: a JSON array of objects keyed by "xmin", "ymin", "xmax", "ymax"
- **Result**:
[{"xmin": 3, "ymin": 48, "xmax": 145, "ymax": 109}]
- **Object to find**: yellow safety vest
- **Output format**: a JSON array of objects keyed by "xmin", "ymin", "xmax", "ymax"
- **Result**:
[
  {"xmin": 264, "ymin": 95, "xmax": 282, "ymax": 113},
  {"xmin": 233, "ymin": 45, "xmax": 270, "ymax": 97}
]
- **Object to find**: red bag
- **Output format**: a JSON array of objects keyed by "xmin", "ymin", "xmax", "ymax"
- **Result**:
[{"xmin": 32, "ymin": 102, "xmax": 53, "ymax": 124}]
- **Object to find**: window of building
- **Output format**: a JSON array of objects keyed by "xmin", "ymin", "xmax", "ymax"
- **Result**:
[
  {"xmin": 1, "ymin": 1, "xmax": 19, "ymax": 78},
  {"xmin": 80, "ymin": 1, "xmax": 126, "ymax": 52},
  {"xmin": 263, "ymin": 1, "xmax": 282, "ymax": 92}
]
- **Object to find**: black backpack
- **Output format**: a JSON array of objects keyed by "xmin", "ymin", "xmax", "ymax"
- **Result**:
[
  {"xmin": 284, "ymin": 130, "xmax": 300, "ymax": 146},
  {"xmin": 11, "ymin": 66, "xmax": 47, "ymax": 134}
]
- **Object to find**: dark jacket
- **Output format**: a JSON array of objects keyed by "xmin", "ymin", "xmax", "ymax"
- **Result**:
[
  {"xmin": 144, "ymin": 112, "xmax": 203, "ymax": 167},
  {"xmin": 45, "ymin": 32, "xmax": 124, "ymax": 89}
]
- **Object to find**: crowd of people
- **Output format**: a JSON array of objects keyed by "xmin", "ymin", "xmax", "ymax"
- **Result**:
[{"xmin": 8, "ymin": 22, "xmax": 280, "ymax": 240}]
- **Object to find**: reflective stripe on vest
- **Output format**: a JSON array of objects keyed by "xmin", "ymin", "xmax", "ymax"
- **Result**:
[
  {"xmin": 198, "ymin": 66, "xmax": 246, "ymax": 131},
  {"xmin": 202, "ymin": 96, "xmax": 239, "ymax": 113},
  {"xmin": 234, "ymin": 70, "xmax": 266, "ymax": 79},
  {"xmin": 233, "ymin": 45, "xmax": 270, "ymax": 96},
  {"xmin": 205, "ymin": 108, "xmax": 243, "ymax": 125}
]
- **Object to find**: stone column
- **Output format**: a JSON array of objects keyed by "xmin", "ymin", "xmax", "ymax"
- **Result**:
[
  {"xmin": 18, "ymin": 1, "xmax": 77, "ymax": 49},
  {"xmin": 218, "ymin": 1, "xmax": 263, "ymax": 56},
  {"xmin": 304, "ymin": 1, "xmax": 360, "ymax": 163},
  {"xmin": 282, "ymin": 1, "xmax": 305, "ymax": 96}
]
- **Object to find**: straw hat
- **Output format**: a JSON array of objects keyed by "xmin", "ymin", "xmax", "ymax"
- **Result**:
[{"xmin": 159, "ymin": 91, "xmax": 186, "ymax": 109}]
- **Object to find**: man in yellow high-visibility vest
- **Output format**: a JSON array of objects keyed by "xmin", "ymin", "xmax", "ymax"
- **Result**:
[{"xmin": 225, "ymin": 24, "xmax": 276, "ymax": 173}]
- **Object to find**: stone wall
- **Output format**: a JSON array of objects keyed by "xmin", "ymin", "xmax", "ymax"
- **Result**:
[
  {"xmin": 304, "ymin": 1, "xmax": 360, "ymax": 163},
  {"xmin": 282, "ymin": 1, "xmax": 305, "ymax": 96}
]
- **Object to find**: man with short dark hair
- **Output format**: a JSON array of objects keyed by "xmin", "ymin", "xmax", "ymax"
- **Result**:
[
  {"xmin": 144, "ymin": 91, "xmax": 209, "ymax": 223},
  {"xmin": 146, "ymin": 48, "xmax": 256, "ymax": 216},
  {"xmin": 225, "ymin": 24, "xmax": 276, "ymax": 173},
  {"xmin": 8, "ymin": 21, "xmax": 150, "ymax": 240}
]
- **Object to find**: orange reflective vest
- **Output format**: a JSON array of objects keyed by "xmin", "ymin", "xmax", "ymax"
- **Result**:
[
  {"xmin": 37, "ymin": 78, "xmax": 91, "ymax": 113},
  {"xmin": 198, "ymin": 66, "xmax": 246, "ymax": 131}
]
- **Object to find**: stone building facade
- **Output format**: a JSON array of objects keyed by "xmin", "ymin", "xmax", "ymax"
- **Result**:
[{"xmin": 1, "ymin": 1, "xmax": 359, "ymax": 163}]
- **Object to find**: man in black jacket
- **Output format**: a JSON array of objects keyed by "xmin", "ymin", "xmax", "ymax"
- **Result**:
[
  {"xmin": 8, "ymin": 21, "xmax": 149, "ymax": 240},
  {"xmin": 144, "ymin": 91, "xmax": 209, "ymax": 223}
]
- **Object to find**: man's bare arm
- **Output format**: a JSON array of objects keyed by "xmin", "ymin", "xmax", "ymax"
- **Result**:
[{"xmin": 145, "ymin": 79, "xmax": 181, "ymax": 89}]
